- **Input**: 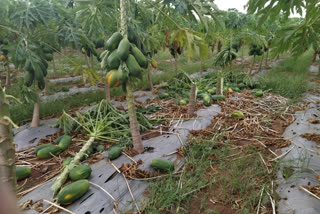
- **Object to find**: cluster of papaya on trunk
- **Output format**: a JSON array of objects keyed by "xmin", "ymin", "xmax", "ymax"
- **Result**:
[
  {"xmin": 24, "ymin": 45, "xmax": 55, "ymax": 90},
  {"xmin": 101, "ymin": 31, "xmax": 156, "ymax": 88}
]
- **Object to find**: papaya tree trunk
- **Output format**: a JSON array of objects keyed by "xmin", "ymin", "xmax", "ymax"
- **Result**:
[
  {"xmin": 258, "ymin": 54, "xmax": 264, "ymax": 72},
  {"xmin": 90, "ymin": 55, "xmax": 94, "ymax": 68},
  {"xmin": 0, "ymin": 181, "xmax": 19, "ymax": 214},
  {"xmin": 44, "ymin": 78, "xmax": 49, "ymax": 96},
  {"xmin": 148, "ymin": 70, "xmax": 153, "ymax": 91},
  {"xmin": 104, "ymin": 79, "xmax": 111, "ymax": 100},
  {"xmin": 216, "ymin": 71, "xmax": 224, "ymax": 95},
  {"xmin": 241, "ymin": 46, "xmax": 244, "ymax": 58},
  {"xmin": 30, "ymin": 92, "xmax": 40, "ymax": 128},
  {"xmin": 57, "ymin": 54, "xmax": 62, "ymax": 72},
  {"xmin": 187, "ymin": 83, "xmax": 196, "ymax": 116},
  {"xmin": 199, "ymin": 59, "xmax": 203, "ymax": 74},
  {"xmin": 265, "ymin": 51, "xmax": 269, "ymax": 66},
  {"xmin": 174, "ymin": 57, "xmax": 178, "ymax": 72},
  {"xmin": 0, "ymin": 89, "xmax": 16, "ymax": 192},
  {"xmin": 52, "ymin": 54, "xmax": 57, "ymax": 77},
  {"xmin": 126, "ymin": 82, "xmax": 143, "ymax": 153},
  {"xmin": 211, "ymin": 42, "xmax": 215, "ymax": 53},
  {"xmin": 121, "ymin": 0, "xmax": 143, "ymax": 153},
  {"xmin": 318, "ymin": 53, "xmax": 320, "ymax": 74},
  {"xmin": 84, "ymin": 55, "xmax": 90, "ymax": 68},
  {"xmin": 312, "ymin": 50, "xmax": 318, "ymax": 63},
  {"xmin": 171, "ymin": 57, "xmax": 175, "ymax": 70},
  {"xmin": 250, "ymin": 55, "xmax": 256, "ymax": 74},
  {"xmin": 5, "ymin": 61, "xmax": 10, "ymax": 87}
]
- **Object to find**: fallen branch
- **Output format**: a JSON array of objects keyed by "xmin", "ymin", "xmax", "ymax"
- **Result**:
[
  {"xmin": 291, "ymin": 141, "xmax": 320, "ymax": 155},
  {"xmin": 40, "ymin": 205, "xmax": 53, "ymax": 214},
  {"xmin": 299, "ymin": 186, "xmax": 320, "ymax": 201},
  {"xmin": 108, "ymin": 160, "xmax": 141, "ymax": 214},
  {"xmin": 122, "ymin": 174, "xmax": 141, "ymax": 214},
  {"xmin": 43, "ymin": 200, "xmax": 75, "ymax": 214},
  {"xmin": 256, "ymin": 185, "xmax": 265, "ymax": 214},
  {"xmin": 258, "ymin": 152, "xmax": 272, "ymax": 174},
  {"xmin": 90, "ymin": 182, "xmax": 116, "ymax": 201},
  {"xmin": 266, "ymin": 192, "xmax": 276, "ymax": 214},
  {"xmin": 122, "ymin": 152, "xmax": 137, "ymax": 164},
  {"xmin": 181, "ymin": 181, "xmax": 214, "ymax": 197},
  {"xmin": 271, "ymin": 145, "xmax": 295, "ymax": 162}
]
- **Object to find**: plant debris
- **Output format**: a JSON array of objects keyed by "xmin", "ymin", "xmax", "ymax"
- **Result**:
[
  {"xmin": 302, "ymin": 185, "xmax": 320, "ymax": 198},
  {"xmin": 120, "ymin": 159, "xmax": 154, "ymax": 179},
  {"xmin": 300, "ymin": 133, "xmax": 320, "ymax": 145},
  {"xmin": 191, "ymin": 90, "xmax": 295, "ymax": 150},
  {"xmin": 308, "ymin": 118, "xmax": 320, "ymax": 124}
]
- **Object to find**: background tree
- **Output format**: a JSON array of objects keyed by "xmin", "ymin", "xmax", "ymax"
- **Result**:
[
  {"xmin": 213, "ymin": 44, "xmax": 237, "ymax": 94},
  {"xmin": 247, "ymin": 0, "xmax": 320, "ymax": 71}
]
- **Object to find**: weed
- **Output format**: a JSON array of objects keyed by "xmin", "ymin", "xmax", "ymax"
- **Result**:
[
  {"xmin": 143, "ymin": 133, "xmax": 278, "ymax": 214},
  {"xmin": 10, "ymin": 90, "xmax": 106, "ymax": 124},
  {"xmin": 142, "ymin": 137, "xmax": 216, "ymax": 214},
  {"xmin": 259, "ymin": 49, "xmax": 313, "ymax": 99}
]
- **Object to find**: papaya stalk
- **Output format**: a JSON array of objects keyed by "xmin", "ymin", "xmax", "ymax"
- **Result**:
[
  {"xmin": 265, "ymin": 50, "xmax": 269, "ymax": 66},
  {"xmin": 5, "ymin": 60, "xmax": 10, "ymax": 87},
  {"xmin": 44, "ymin": 78, "xmax": 49, "ymax": 96},
  {"xmin": 0, "ymin": 179, "xmax": 19, "ymax": 214},
  {"xmin": 148, "ymin": 70, "xmax": 154, "ymax": 91},
  {"xmin": 120, "ymin": 0, "xmax": 143, "ymax": 153},
  {"xmin": 0, "ymin": 88, "xmax": 20, "ymax": 192},
  {"xmin": 258, "ymin": 53, "xmax": 264, "ymax": 72},
  {"xmin": 52, "ymin": 54, "xmax": 57, "ymax": 77},
  {"xmin": 211, "ymin": 42, "xmax": 215, "ymax": 53},
  {"xmin": 84, "ymin": 54, "xmax": 90, "ymax": 68},
  {"xmin": 104, "ymin": 79, "xmax": 111, "ymax": 100},
  {"xmin": 90, "ymin": 55, "xmax": 94, "ymax": 68},
  {"xmin": 216, "ymin": 70, "xmax": 224, "ymax": 95},
  {"xmin": 30, "ymin": 91, "xmax": 40, "ymax": 128},
  {"xmin": 187, "ymin": 83, "xmax": 196, "ymax": 116},
  {"xmin": 312, "ymin": 49, "xmax": 318, "ymax": 63},
  {"xmin": 250, "ymin": 55, "xmax": 256, "ymax": 75},
  {"xmin": 318, "ymin": 53, "xmax": 320, "ymax": 74}
]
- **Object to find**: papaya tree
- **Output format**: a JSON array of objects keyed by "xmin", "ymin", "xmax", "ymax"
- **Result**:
[
  {"xmin": 247, "ymin": 0, "xmax": 320, "ymax": 70},
  {"xmin": 128, "ymin": 1, "xmax": 163, "ymax": 91},
  {"xmin": 213, "ymin": 45, "xmax": 237, "ymax": 94},
  {"xmin": 0, "ymin": 0, "xmax": 62, "ymax": 128},
  {"xmin": 151, "ymin": 0, "xmax": 223, "ymax": 111},
  {"xmin": 248, "ymin": 44, "xmax": 264, "ymax": 74},
  {"xmin": 100, "ymin": 0, "xmax": 152, "ymax": 153},
  {"xmin": 223, "ymin": 8, "xmax": 251, "ymax": 56},
  {"xmin": 121, "ymin": 0, "xmax": 143, "ymax": 152},
  {"xmin": 73, "ymin": 0, "xmax": 119, "ymax": 99},
  {"xmin": 158, "ymin": 0, "xmax": 221, "ymax": 71}
]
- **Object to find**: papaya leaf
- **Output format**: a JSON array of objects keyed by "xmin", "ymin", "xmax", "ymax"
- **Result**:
[{"xmin": 171, "ymin": 28, "xmax": 209, "ymax": 62}]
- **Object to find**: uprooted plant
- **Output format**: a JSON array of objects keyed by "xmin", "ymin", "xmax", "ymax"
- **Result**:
[{"xmin": 51, "ymin": 99, "xmax": 153, "ymax": 196}]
